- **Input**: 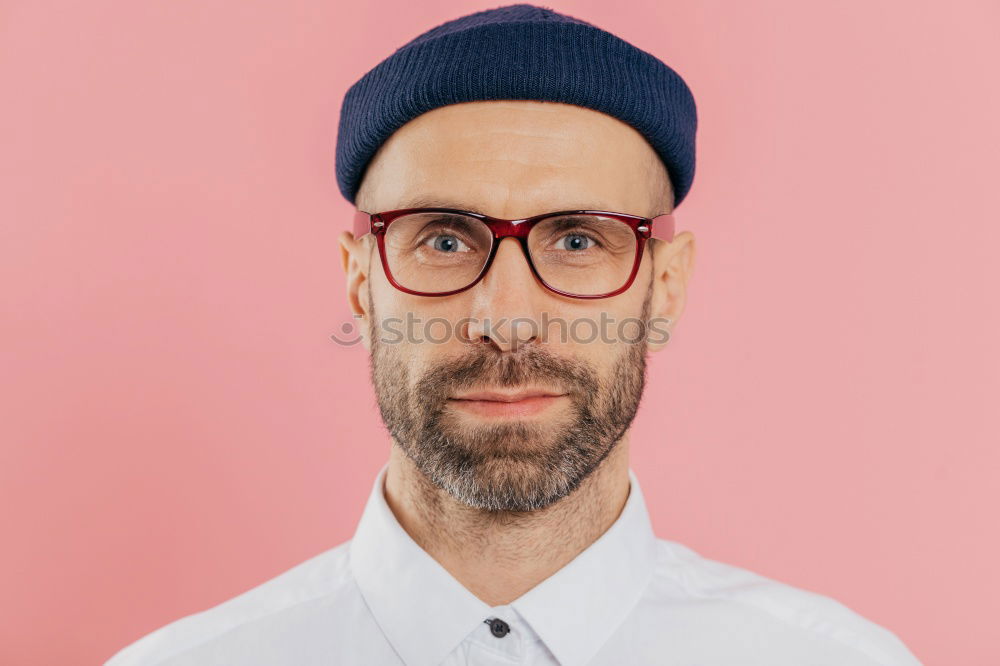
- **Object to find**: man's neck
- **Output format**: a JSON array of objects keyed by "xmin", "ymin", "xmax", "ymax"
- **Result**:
[{"xmin": 382, "ymin": 438, "xmax": 632, "ymax": 606}]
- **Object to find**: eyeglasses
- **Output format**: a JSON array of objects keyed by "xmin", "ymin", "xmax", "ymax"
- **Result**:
[{"xmin": 352, "ymin": 207, "xmax": 675, "ymax": 299}]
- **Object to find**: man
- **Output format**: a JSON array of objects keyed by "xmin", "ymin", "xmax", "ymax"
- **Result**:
[{"xmin": 106, "ymin": 4, "xmax": 922, "ymax": 665}]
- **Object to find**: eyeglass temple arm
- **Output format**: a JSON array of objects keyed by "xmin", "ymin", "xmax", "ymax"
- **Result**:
[
  {"xmin": 353, "ymin": 209, "xmax": 373, "ymax": 239},
  {"xmin": 649, "ymin": 213, "xmax": 676, "ymax": 242}
]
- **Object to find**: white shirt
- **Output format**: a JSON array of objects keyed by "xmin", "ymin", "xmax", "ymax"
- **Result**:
[{"xmin": 106, "ymin": 463, "xmax": 922, "ymax": 665}]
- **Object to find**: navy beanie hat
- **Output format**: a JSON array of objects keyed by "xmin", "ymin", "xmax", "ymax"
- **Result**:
[{"xmin": 335, "ymin": 3, "xmax": 698, "ymax": 208}]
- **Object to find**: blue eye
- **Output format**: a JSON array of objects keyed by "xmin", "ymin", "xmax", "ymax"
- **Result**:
[
  {"xmin": 557, "ymin": 234, "xmax": 595, "ymax": 251},
  {"xmin": 426, "ymin": 234, "xmax": 470, "ymax": 252}
]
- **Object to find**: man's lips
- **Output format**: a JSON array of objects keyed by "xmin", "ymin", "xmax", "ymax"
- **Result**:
[
  {"xmin": 451, "ymin": 388, "xmax": 565, "ymax": 402},
  {"xmin": 447, "ymin": 388, "xmax": 568, "ymax": 418}
]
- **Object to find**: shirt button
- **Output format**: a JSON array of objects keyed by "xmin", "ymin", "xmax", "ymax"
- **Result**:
[{"xmin": 485, "ymin": 617, "xmax": 510, "ymax": 638}]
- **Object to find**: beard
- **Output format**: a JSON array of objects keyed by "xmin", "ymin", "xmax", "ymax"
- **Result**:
[{"xmin": 367, "ymin": 283, "xmax": 651, "ymax": 513}]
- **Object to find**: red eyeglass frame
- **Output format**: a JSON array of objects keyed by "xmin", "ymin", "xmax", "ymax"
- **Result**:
[{"xmin": 352, "ymin": 207, "xmax": 676, "ymax": 299}]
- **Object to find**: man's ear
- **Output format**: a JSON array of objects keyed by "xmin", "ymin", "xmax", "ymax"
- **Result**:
[
  {"xmin": 338, "ymin": 230, "xmax": 372, "ymax": 350},
  {"xmin": 647, "ymin": 231, "xmax": 696, "ymax": 352}
]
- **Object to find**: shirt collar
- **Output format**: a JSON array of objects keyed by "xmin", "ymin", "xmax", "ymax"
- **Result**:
[{"xmin": 349, "ymin": 462, "xmax": 658, "ymax": 666}]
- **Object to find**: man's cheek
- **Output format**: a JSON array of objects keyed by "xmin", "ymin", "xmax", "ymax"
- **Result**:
[{"xmin": 377, "ymin": 314, "xmax": 406, "ymax": 345}]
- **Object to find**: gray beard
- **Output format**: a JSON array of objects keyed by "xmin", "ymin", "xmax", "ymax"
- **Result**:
[{"xmin": 367, "ymin": 284, "xmax": 650, "ymax": 513}]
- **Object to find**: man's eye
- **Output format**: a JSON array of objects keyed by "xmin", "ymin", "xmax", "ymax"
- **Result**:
[
  {"xmin": 554, "ymin": 233, "xmax": 597, "ymax": 251},
  {"xmin": 423, "ymin": 234, "xmax": 471, "ymax": 252}
]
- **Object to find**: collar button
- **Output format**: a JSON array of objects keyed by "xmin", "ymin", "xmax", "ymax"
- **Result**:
[{"xmin": 485, "ymin": 617, "xmax": 510, "ymax": 638}]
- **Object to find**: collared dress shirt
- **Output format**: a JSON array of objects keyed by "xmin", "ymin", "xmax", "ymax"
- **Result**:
[{"xmin": 106, "ymin": 463, "xmax": 922, "ymax": 666}]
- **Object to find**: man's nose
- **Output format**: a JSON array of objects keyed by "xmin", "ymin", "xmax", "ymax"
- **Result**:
[{"xmin": 463, "ymin": 237, "xmax": 544, "ymax": 352}]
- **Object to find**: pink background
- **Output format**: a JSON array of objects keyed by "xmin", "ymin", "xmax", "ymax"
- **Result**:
[{"xmin": 1, "ymin": 1, "xmax": 997, "ymax": 664}]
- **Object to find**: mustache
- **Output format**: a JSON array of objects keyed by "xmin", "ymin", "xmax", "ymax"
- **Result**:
[{"xmin": 414, "ymin": 344, "xmax": 599, "ymax": 400}]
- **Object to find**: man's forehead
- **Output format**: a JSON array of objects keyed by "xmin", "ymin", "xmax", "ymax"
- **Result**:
[{"xmin": 356, "ymin": 102, "xmax": 672, "ymax": 217}]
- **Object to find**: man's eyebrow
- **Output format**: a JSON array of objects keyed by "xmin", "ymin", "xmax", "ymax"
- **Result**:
[
  {"xmin": 393, "ymin": 196, "xmax": 627, "ymax": 215},
  {"xmin": 395, "ymin": 196, "xmax": 484, "ymax": 212}
]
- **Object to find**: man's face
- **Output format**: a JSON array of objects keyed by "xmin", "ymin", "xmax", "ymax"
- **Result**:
[{"xmin": 342, "ymin": 101, "xmax": 691, "ymax": 512}]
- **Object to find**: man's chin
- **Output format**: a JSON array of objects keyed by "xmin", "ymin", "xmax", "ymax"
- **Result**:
[
  {"xmin": 405, "ymin": 426, "xmax": 579, "ymax": 511},
  {"xmin": 433, "ymin": 458, "xmax": 576, "ymax": 513},
  {"xmin": 430, "ymin": 417, "xmax": 570, "ymax": 458}
]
